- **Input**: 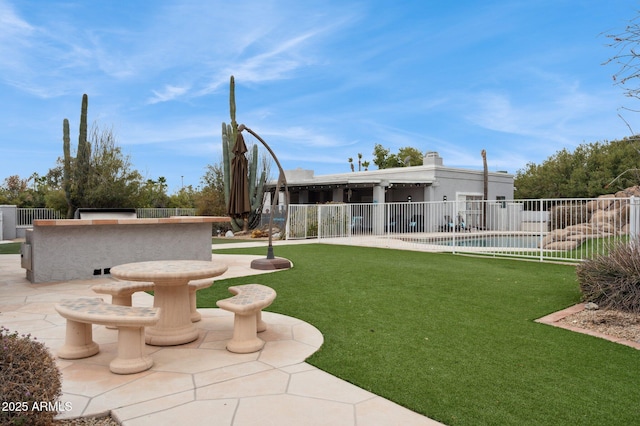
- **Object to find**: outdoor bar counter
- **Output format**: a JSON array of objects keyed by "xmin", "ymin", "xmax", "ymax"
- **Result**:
[{"xmin": 21, "ymin": 216, "xmax": 230, "ymax": 283}]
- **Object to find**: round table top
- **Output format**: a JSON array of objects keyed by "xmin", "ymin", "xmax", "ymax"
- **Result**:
[{"xmin": 110, "ymin": 260, "xmax": 228, "ymax": 283}]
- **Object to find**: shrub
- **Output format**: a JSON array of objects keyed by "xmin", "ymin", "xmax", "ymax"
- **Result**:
[
  {"xmin": 576, "ymin": 242, "xmax": 640, "ymax": 313},
  {"xmin": 0, "ymin": 326, "xmax": 62, "ymax": 425}
]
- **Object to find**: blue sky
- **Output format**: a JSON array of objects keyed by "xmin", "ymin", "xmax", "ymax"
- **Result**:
[{"xmin": 1, "ymin": 0, "xmax": 639, "ymax": 193}]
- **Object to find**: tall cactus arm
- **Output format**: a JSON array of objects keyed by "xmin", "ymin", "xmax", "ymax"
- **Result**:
[
  {"xmin": 230, "ymin": 76, "xmax": 237, "ymax": 143},
  {"xmin": 252, "ymin": 168, "xmax": 267, "ymax": 212},
  {"xmin": 63, "ymin": 119, "xmax": 71, "ymax": 192},
  {"xmin": 222, "ymin": 122, "xmax": 242, "ymax": 232},
  {"xmin": 74, "ymin": 93, "xmax": 91, "ymax": 206},
  {"xmin": 63, "ymin": 118, "xmax": 73, "ymax": 218},
  {"xmin": 222, "ymin": 122, "xmax": 231, "ymax": 206},
  {"xmin": 79, "ymin": 94, "xmax": 88, "ymax": 148},
  {"xmin": 248, "ymin": 144, "xmax": 258, "ymax": 205}
]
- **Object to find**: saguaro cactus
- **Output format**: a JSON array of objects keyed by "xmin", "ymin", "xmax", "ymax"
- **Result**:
[
  {"xmin": 63, "ymin": 118, "xmax": 73, "ymax": 218},
  {"xmin": 62, "ymin": 94, "xmax": 92, "ymax": 218},
  {"xmin": 221, "ymin": 76, "xmax": 266, "ymax": 232},
  {"xmin": 75, "ymin": 94, "xmax": 91, "ymax": 207},
  {"xmin": 222, "ymin": 122, "xmax": 232, "ymax": 208}
]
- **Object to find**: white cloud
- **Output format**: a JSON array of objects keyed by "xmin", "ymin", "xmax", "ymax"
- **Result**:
[
  {"xmin": 246, "ymin": 124, "xmax": 351, "ymax": 149},
  {"xmin": 0, "ymin": 0, "xmax": 33, "ymax": 36},
  {"xmin": 196, "ymin": 28, "xmax": 332, "ymax": 98},
  {"xmin": 0, "ymin": 0, "xmax": 35, "ymax": 74},
  {"xmin": 147, "ymin": 85, "xmax": 191, "ymax": 104}
]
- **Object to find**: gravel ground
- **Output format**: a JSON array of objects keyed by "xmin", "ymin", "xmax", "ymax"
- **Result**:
[
  {"xmin": 54, "ymin": 414, "xmax": 120, "ymax": 425},
  {"xmin": 559, "ymin": 308, "xmax": 640, "ymax": 342}
]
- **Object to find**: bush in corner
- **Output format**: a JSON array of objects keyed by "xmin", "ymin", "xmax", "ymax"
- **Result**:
[
  {"xmin": 576, "ymin": 242, "xmax": 640, "ymax": 314},
  {"xmin": 0, "ymin": 326, "xmax": 62, "ymax": 425}
]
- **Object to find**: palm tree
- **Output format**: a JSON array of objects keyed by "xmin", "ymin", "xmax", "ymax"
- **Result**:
[
  {"xmin": 348, "ymin": 157, "xmax": 354, "ymax": 172},
  {"xmin": 358, "ymin": 153, "xmax": 362, "ymax": 171}
]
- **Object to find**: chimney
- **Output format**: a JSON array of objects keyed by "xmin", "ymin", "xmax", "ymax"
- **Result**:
[{"xmin": 423, "ymin": 151, "xmax": 443, "ymax": 166}]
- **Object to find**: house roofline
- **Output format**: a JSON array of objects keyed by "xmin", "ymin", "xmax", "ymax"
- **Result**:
[{"xmin": 266, "ymin": 164, "xmax": 512, "ymax": 189}]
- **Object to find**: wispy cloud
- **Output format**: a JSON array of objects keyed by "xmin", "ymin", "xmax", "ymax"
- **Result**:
[
  {"xmin": 118, "ymin": 117, "xmax": 217, "ymax": 146},
  {"xmin": 0, "ymin": 0, "xmax": 37, "ymax": 84},
  {"xmin": 464, "ymin": 86, "xmax": 623, "ymax": 145},
  {"xmin": 195, "ymin": 25, "xmax": 341, "ymax": 99},
  {"xmin": 148, "ymin": 85, "xmax": 191, "ymax": 104},
  {"xmin": 0, "ymin": 0, "xmax": 32, "ymax": 35},
  {"xmin": 240, "ymin": 123, "xmax": 353, "ymax": 151}
]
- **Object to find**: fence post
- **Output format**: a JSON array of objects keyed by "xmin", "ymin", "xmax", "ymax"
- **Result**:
[
  {"xmin": 630, "ymin": 196, "xmax": 639, "ymax": 246},
  {"xmin": 539, "ymin": 199, "xmax": 544, "ymax": 261},
  {"xmin": 384, "ymin": 203, "xmax": 390, "ymax": 239},
  {"xmin": 450, "ymin": 201, "xmax": 457, "ymax": 254}
]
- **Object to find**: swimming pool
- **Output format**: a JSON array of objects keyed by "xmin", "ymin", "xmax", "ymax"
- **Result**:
[{"xmin": 429, "ymin": 235, "xmax": 541, "ymax": 249}]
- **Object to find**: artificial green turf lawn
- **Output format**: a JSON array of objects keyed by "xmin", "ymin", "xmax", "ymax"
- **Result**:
[
  {"xmin": 0, "ymin": 243, "xmax": 20, "ymax": 254},
  {"xmin": 204, "ymin": 244, "xmax": 639, "ymax": 425}
]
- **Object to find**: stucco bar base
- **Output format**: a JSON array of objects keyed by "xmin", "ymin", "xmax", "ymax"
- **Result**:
[{"xmin": 23, "ymin": 217, "xmax": 228, "ymax": 283}]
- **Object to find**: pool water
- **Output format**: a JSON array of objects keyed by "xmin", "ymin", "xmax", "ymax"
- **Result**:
[{"xmin": 431, "ymin": 235, "xmax": 540, "ymax": 248}]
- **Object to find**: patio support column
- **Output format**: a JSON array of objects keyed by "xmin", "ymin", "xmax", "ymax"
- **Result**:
[
  {"xmin": 332, "ymin": 188, "xmax": 343, "ymax": 202},
  {"xmin": 373, "ymin": 184, "xmax": 386, "ymax": 204},
  {"xmin": 372, "ymin": 184, "xmax": 387, "ymax": 234},
  {"xmin": 424, "ymin": 185, "xmax": 433, "ymax": 202}
]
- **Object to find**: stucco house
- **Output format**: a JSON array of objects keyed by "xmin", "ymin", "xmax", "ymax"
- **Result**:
[{"xmin": 272, "ymin": 152, "xmax": 514, "ymax": 207}]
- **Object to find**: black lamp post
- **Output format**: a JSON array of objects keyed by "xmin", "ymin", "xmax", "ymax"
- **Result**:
[{"xmin": 238, "ymin": 124, "xmax": 292, "ymax": 270}]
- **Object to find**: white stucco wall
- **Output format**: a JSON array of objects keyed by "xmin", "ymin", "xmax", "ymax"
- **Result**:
[
  {"xmin": 25, "ymin": 221, "xmax": 215, "ymax": 283},
  {"xmin": 0, "ymin": 205, "xmax": 17, "ymax": 240}
]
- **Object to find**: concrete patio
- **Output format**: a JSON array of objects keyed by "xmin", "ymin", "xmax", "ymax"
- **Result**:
[{"xmin": 0, "ymin": 249, "xmax": 441, "ymax": 425}]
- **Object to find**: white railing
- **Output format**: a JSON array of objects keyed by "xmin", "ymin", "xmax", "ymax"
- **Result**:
[
  {"xmin": 287, "ymin": 198, "xmax": 638, "ymax": 262},
  {"xmin": 16, "ymin": 208, "xmax": 196, "ymax": 226},
  {"xmin": 286, "ymin": 205, "xmax": 317, "ymax": 239},
  {"xmin": 17, "ymin": 208, "xmax": 64, "ymax": 226},
  {"xmin": 135, "ymin": 208, "xmax": 196, "ymax": 218}
]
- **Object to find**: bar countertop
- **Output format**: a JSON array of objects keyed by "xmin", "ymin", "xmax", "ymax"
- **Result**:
[{"xmin": 32, "ymin": 216, "xmax": 231, "ymax": 226}]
